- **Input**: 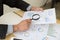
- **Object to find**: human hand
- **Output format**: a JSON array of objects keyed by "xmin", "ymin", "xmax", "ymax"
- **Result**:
[
  {"xmin": 31, "ymin": 6, "xmax": 43, "ymax": 11},
  {"xmin": 13, "ymin": 19, "xmax": 31, "ymax": 32}
]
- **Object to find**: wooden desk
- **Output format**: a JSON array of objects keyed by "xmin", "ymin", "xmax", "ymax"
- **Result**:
[
  {"xmin": 57, "ymin": 19, "xmax": 60, "ymax": 24},
  {"xmin": 5, "ymin": 10, "xmax": 60, "ymax": 40}
]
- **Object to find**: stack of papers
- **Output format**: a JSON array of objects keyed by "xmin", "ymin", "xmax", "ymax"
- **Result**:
[{"xmin": 10, "ymin": 8, "xmax": 60, "ymax": 40}]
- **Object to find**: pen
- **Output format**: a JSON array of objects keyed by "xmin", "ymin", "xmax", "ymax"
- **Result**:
[
  {"xmin": 13, "ymin": 11, "xmax": 22, "ymax": 17},
  {"xmin": 13, "ymin": 38, "xmax": 22, "ymax": 40}
]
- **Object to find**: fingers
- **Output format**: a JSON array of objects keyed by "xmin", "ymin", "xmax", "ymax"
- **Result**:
[
  {"xmin": 26, "ymin": 19, "xmax": 31, "ymax": 23},
  {"xmin": 31, "ymin": 6, "xmax": 43, "ymax": 11},
  {"xmin": 39, "ymin": 8, "xmax": 43, "ymax": 11},
  {"xmin": 33, "ymin": 7, "xmax": 43, "ymax": 11},
  {"xmin": 23, "ymin": 19, "xmax": 31, "ymax": 27},
  {"xmin": 26, "ymin": 19, "xmax": 32, "ymax": 25}
]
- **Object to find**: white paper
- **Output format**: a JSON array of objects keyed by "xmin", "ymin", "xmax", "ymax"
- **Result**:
[
  {"xmin": 13, "ymin": 24, "xmax": 49, "ymax": 40},
  {"xmin": 46, "ymin": 24, "xmax": 60, "ymax": 40},
  {"xmin": 11, "ymin": 24, "xmax": 60, "ymax": 40},
  {"xmin": 23, "ymin": 8, "xmax": 56, "ymax": 24}
]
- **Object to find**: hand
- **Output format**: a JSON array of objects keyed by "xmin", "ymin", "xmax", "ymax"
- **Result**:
[
  {"xmin": 31, "ymin": 6, "xmax": 43, "ymax": 11},
  {"xmin": 13, "ymin": 19, "xmax": 31, "ymax": 32}
]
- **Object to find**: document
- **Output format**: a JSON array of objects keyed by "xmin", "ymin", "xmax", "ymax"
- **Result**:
[
  {"xmin": 11, "ymin": 24, "xmax": 60, "ymax": 40},
  {"xmin": 12, "ymin": 24, "xmax": 49, "ymax": 40},
  {"xmin": 46, "ymin": 24, "xmax": 60, "ymax": 40},
  {"xmin": 23, "ymin": 8, "xmax": 56, "ymax": 24}
]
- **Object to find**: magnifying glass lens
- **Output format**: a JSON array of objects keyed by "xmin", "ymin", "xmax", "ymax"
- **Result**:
[
  {"xmin": 32, "ymin": 14, "xmax": 40, "ymax": 20},
  {"xmin": 33, "ymin": 15, "xmax": 39, "ymax": 19}
]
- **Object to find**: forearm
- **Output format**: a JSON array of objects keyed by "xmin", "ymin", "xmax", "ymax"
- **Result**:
[
  {"xmin": 3, "ymin": 0, "xmax": 30, "ymax": 11},
  {"xmin": 0, "ymin": 24, "xmax": 8, "ymax": 39}
]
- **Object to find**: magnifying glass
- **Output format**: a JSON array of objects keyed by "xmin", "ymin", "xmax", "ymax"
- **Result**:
[{"xmin": 31, "ymin": 14, "xmax": 40, "ymax": 20}]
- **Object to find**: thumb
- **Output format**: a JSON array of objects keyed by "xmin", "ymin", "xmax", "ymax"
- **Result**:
[{"xmin": 26, "ymin": 19, "xmax": 32, "ymax": 23}]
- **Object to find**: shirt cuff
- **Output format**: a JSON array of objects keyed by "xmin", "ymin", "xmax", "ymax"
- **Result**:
[
  {"xmin": 27, "ymin": 5, "xmax": 32, "ymax": 11},
  {"xmin": 7, "ymin": 25, "xmax": 13, "ymax": 35}
]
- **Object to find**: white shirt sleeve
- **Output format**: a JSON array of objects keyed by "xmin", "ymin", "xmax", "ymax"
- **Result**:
[
  {"xmin": 7, "ymin": 25, "xmax": 13, "ymax": 35},
  {"xmin": 27, "ymin": 5, "xmax": 32, "ymax": 11},
  {"xmin": 22, "ymin": 0, "xmax": 32, "ymax": 11}
]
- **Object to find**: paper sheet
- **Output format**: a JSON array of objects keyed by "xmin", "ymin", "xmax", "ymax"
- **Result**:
[
  {"xmin": 11, "ymin": 24, "xmax": 60, "ymax": 40},
  {"xmin": 23, "ymin": 8, "xmax": 56, "ymax": 24},
  {"xmin": 13, "ymin": 24, "xmax": 49, "ymax": 40},
  {"xmin": 46, "ymin": 24, "xmax": 60, "ymax": 40}
]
